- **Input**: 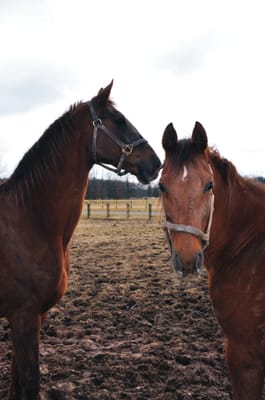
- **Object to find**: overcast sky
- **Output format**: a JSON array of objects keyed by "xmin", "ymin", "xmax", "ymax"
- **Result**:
[{"xmin": 1, "ymin": 0, "xmax": 265, "ymax": 178}]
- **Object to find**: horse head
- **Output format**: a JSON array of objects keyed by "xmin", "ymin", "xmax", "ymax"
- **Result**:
[
  {"xmin": 160, "ymin": 122, "xmax": 214, "ymax": 276},
  {"xmin": 89, "ymin": 81, "xmax": 161, "ymax": 184}
]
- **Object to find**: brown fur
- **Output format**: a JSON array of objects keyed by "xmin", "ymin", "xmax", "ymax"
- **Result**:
[
  {"xmin": 161, "ymin": 122, "xmax": 265, "ymax": 400},
  {"xmin": 0, "ymin": 82, "xmax": 160, "ymax": 399}
]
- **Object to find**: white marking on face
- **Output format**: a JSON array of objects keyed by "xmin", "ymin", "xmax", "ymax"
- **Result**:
[{"xmin": 182, "ymin": 165, "xmax": 188, "ymax": 181}]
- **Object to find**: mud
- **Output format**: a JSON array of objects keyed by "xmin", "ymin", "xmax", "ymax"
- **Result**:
[{"xmin": 0, "ymin": 220, "xmax": 232, "ymax": 399}]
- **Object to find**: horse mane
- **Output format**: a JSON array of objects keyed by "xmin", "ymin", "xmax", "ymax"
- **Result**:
[
  {"xmin": 0, "ymin": 102, "xmax": 85, "ymax": 200},
  {"xmin": 208, "ymin": 147, "xmax": 265, "ymax": 194},
  {"xmin": 208, "ymin": 148, "xmax": 239, "ymax": 184},
  {"xmin": 208, "ymin": 147, "xmax": 265, "ymax": 263}
]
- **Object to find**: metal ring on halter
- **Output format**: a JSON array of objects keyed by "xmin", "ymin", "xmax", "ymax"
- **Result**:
[
  {"xmin": 122, "ymin": 144, "xmax": 133, "ymax": 155},
  {"xmin": 93, "ymin": 118, "xmax": 102, "ymax": 128}
]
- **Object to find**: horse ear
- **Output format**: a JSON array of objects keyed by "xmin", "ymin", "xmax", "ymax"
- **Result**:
[
  {"xmin": 95, "ymin": 80, "xmax": 114, "ymax": 104},
  {"xmin": 192, "ymin": 121, "xmax": 208, "ymax": 152},
  {"xmin": 162, "ymin": 123, "xmax": 178, "ymax": 152}
]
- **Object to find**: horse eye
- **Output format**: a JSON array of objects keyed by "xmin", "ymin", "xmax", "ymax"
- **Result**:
[
  {"xmin": 158, "ymin": 182, "xmax": 167, "ymax": 193},
  {"xmin": 204, "ymin": 181, "xmax": 214, "ymax": 192}
]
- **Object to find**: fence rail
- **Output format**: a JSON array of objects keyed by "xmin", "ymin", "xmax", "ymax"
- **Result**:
[{"xmin": 80, "ymin": 198, "xmax": 162, "ymax": 221}]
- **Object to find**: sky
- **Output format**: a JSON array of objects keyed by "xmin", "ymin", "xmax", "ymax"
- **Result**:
[{"xmin": 1, "ymin": 0, "xmax": 265, "ymax": 179}]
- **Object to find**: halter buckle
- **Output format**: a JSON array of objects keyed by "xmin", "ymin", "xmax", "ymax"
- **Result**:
[
  {"xmin": 122, "ymin": 144, "xmax": 133, "ymax": 155},
  {"xmin": 93, "ymin": 118, "xmax": 102, "ymax": 128}
]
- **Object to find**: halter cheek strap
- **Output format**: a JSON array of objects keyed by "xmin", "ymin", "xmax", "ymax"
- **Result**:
[{"xmin": 88, "ymin": 101, "xmax": 147, "ymax": 176}]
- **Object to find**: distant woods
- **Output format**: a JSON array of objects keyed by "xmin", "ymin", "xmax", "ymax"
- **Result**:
[
  {"xmin": 255, "ymin": 176, "xmax": 265, "ymax": 184},
  {"xmin": 1, "ymin": 175, "xmax": 264, "ymax": 200},
  {"xmin": 0, "ymin": 175, "xmax": 158, "ymax": 199},
  {"xmin": 85, "ymin": 173, "xmax": 265, "ymax": 200},
  {"xmin": 86, "ymin": 177, "xmax": 158, "ymax": 199}
]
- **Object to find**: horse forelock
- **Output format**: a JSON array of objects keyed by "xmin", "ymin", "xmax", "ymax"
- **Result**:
[{"xmin": 165, "ymin": 139, "xmax": 207, "ymax": 172}]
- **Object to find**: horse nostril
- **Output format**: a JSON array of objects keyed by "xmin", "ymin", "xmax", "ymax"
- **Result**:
[
  {"xmin": 195, "ymin": 251, "xmax": 204, "ymax": 273},
  {"xmin": 172, "ymin": 251, "xmax": 203, "ymax": 276},
  {"xmin": 172, "ymin": 253, "xmax": 184, "ymax": 276}
]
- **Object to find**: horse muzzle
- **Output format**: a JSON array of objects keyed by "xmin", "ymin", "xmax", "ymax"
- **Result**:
[
  {"xmin": 163, "ymin": 214, "xmax": 212, "ymax": 277},
  {"xmin": 171, "ymin": 249, "xmax": 204, "ymax": 277},
  {"xmin": 135, "ymin": 157, "xmax": 161, "ymax": 184}
]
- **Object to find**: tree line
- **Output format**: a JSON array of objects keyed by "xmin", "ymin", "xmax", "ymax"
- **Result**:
[
  {"xmin": 2, "ymin": 175, "xmax": 264, "ymax": 200},
  {"xmin": 85, "ymin": 173, "xmax": 265, "ymax": 200},
  {"xmin": 0, "ymin": 175, "xmax": 158, "ymax": 199},
  {"xmin": 86, "ymin": 177, "xmax": 158, "ymax": 199},
  {"xmin": 255, "ymin": 176, "xmax": 265, "ymax": 184}
]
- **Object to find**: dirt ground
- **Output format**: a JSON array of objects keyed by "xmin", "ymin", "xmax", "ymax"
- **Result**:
[{"xmin": 0, "ymin": 219, "xmax": 233, "ymax": 400}]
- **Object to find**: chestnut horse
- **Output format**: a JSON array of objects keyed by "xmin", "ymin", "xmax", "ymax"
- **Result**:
[
  {"xmin": 160, "ymin": 121, "xmax": 265, "ymax": 400},
  {"xmin": 0, "ymin": 81, "xmax": 161, "ymax": 400}
]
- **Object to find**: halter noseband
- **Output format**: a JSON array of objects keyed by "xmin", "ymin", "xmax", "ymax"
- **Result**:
[
  {"xmin": 88, "ymin": 100, "xmax": 147, "ymax": 176},
  {"xmin": 163, "ymin": 192, "xmax": 215, "ymax": 252}
]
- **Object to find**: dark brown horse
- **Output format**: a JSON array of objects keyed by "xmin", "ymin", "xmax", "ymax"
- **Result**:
[
  {"xmin": 160, "ymin": 121, "xmax": 265, "ymax": 400},
  {"xmin": 0, "ymin": 81, "xmax": 161, "ymax": 400}
]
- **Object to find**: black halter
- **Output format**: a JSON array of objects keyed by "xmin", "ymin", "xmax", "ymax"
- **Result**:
[{"xmin": 88, "ymin": 101, "xmax": 147, "ymax": 176}]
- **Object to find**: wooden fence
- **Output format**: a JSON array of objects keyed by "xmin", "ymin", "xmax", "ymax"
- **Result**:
[{"xmin": 80, "ymin": 198, "xmax": 162, "ymax": 221}]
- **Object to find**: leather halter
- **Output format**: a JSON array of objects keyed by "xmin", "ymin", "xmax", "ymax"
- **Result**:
[{"xmin": 88, "ymin": 100, "xmax": 147, "ymax": 176}]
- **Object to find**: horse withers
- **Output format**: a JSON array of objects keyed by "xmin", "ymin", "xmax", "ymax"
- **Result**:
[
  {"xmin": 0, "ymin": 81, "xmax": 161, "ymax": 400},
  {"xmin": 160, "ymin": 121, "xmax": 265, "ymax": 400}
]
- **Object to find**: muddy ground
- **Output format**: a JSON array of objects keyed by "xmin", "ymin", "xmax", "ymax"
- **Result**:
[{"xmin": 0, "ymin": 220, "xmax": 233, "ymax": 399}]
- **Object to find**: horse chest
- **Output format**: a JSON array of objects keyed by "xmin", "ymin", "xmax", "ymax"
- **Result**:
[
  {"xmin": 0, "ymin": 229, "xmax": 69, "ymax": 316},
  {"xmin": 209, "ymin": 270, "xmax": 265, "ymax": 344}
]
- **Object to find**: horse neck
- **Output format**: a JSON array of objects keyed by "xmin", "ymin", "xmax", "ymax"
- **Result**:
[
  {"xmin": 11, "ymin": 106, "xmax": 93, "ymax": 248},
  {"xmin": 206, "ymin": 162, "xmax": 265, "ymax": 268},
  {"xmin": 43, "ymin": 135, "xmax": 91, "ymax": 245}
]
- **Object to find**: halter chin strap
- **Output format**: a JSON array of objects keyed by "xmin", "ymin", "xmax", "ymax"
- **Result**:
[
  {"xmin": 88, "ymin": 100, "xmax": 147, "ymax": 176},
  {"xmin": 163, "ymin": 192, "xmax": 215, "ymax": 252}
]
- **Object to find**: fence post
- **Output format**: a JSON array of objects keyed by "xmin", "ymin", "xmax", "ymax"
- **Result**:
[
  {"xmin": 126, "ymin": 203, "xmax": 130, "ymax": 219},
  {"xmin": 87, "ymin": 203, "xmax": 90, "ymax": 219},
  {"xmin": 106, "ymin": 203, "xmax": 110, "ymax": 219},
  {"xmin": 148, "ymin": 203, "xmax": 152, "ymax": 221}
]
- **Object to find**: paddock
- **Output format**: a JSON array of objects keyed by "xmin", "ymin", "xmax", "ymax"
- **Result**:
[{"xmin": 0, "ymin": 219, "xmax": 232, "ymax": 399}]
